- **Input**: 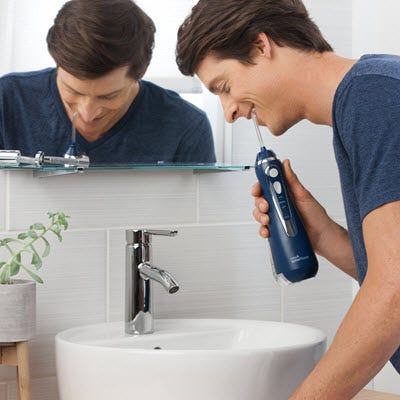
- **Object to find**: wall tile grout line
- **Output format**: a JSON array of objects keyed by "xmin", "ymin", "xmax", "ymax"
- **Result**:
[
  {"xmin": 5, "ymin": 171, "xmax": 10, "ymax": 232},
  {"xmin": 106, "ymin": 228, "xmax": 111, "ymax": 323},
  {"xmin": 196, "ymin": 174, "xmax": 200, "ymax": 224}
]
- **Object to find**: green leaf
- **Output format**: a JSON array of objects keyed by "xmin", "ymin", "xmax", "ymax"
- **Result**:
[
  {"xmin": 27, "ymin": 230, "xmax": 38, "ymax": 239},
  {"xmin": 16, "ymin": 253, "xmax": 21, "ymax": 261},
  {"xmin": 58, "ymin": 214, "xmax": 69, "ymax": 230},
  {"xmin": 0, "ymin": 265, "xmax": 11, "ymax": 284},
  {"xmin": 41, "ymin": 237, "xmax": 51, "ymax": 257},
  {"xmin": 1, "ymin": 238, "xmax": 22, "ymax": 245},
  {"xmin": 0, "ymin": 211, "xmax": 69, "ymax": 282},
  {"xmin": 10, "ymin": 260, "xmax": 20, "ymax": 277},
  {"xmin": 31, "ymin": 223, "xmax": 46, "ymax": 231},
  {"xmin": 50, "ymin": 227, "xmax": 62, "ymax": 242},
  {"xmin": 21, "ymin": 266, "xmax": 44, "ymax": 284},
  {"xmin": 31, "ymin": 251, "xmax": 43, "ymax": 269}
]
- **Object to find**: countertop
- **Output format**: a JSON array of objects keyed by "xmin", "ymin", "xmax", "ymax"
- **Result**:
[{"xmin": 355, "ymin": 390, "xmax": 400, "ymax": 399}]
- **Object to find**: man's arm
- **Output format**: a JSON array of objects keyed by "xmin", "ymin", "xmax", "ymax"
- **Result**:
[{"xmin": 289, "ymin": 200, "xmax": 400, "ymax": 399}]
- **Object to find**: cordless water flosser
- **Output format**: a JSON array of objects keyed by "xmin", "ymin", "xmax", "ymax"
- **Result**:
[{"xmin": 252, "ymin": 109, "xmax": 318, "ymax": 285}]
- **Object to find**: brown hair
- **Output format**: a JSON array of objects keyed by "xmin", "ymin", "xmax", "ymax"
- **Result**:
[
  {"xmin": 176, "ymin": 0, "xmax": 333, "ymax": 76},
  {"xmin": 47, "ymin": 0, "xmax": 155, "ymax": 80}
]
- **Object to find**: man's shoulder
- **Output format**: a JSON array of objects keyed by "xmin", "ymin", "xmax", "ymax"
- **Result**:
[
  {"xmin": 139, "ymin": 79, "xmax": 207, "ymax": 119},
  {"xmin": 336, "ymin": 55, "xmax": 400, "ymax": 108},
  {"xmin": 0, "ymin": 68, "xmax": 55, "ymax": 91},
  {"xmin": 346, "ymin": 54, "xmax": 400, "ymax": 85}
]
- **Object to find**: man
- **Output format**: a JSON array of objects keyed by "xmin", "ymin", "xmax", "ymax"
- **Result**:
[
  {"xmin": 0, "ymin": 0, "xmax": 216, "ymax": 164},
  {"xmin": 176, "ymin": 0, "xmax": 400, "ymax": 398}
]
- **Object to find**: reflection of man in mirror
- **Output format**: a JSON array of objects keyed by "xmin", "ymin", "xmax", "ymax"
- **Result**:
[{"xmin": 0, "ymin": 0, "xmax": 216, "ymax": 164}]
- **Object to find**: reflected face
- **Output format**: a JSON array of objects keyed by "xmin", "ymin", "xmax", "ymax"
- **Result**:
[
  {"xmin": 196, "ymin": 54, "xmax": 302, "ymax": 136},
  {"xmin": 56, "ymin": 66, "xmax": 139, "ymax": 141}
]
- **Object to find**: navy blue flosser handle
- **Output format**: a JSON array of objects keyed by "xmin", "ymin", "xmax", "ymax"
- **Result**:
[{"xmin": 255, "ymin": 146, "xmax": 318, "ymax": 284}]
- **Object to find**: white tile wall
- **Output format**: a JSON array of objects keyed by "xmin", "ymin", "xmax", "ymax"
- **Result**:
[
  {"xmin": 306, "ymin": 0, "xmax": 353, "ymax": 56},
  {"xmin": 198, "ymin": 170, "xmax": 256, "ymax": 223},
  {"xmin": 7, "ymin": 170, "xmax": 197, "ymax": 230},
  {"xmin": 0, "ymin": 162, "xmax": 353, "ymax": 399},
  {"xmin": 0, "ymin": 172, "xmax": 6, "ymax": 231},
  {"xmin": 0, "ymin": 164, "xmax": 351, "ymax": 400}
]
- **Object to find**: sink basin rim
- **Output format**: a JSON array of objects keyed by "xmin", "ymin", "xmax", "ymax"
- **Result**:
[{"xmin": 56, "ymin": 318, "xmax": 326, "ymax": 354}]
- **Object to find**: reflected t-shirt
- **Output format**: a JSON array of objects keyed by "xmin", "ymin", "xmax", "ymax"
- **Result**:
[{"xmin": 0, "ymin": 68, "xmax": 216, "ymax": 163}]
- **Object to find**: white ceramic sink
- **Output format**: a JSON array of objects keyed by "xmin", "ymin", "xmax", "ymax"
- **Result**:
[{"xmin": 56, "ymin": 319, "xmax": 326, "ymax": 400}]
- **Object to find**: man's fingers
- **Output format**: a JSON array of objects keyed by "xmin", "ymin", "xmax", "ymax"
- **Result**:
[
  {"xmin": 253, "ymin": 208, "xmax": 270, "ymax": 226},
  {"xmin": 251, "ymin": 182, "xmax": 263, "ymax": 197},
  {"xmin": 255, "ymin": 197, "xmax": 269, "ymax": 213},
  {"xmin": 258, "ymin": 225, "xmax": 269, "ymax": 238}
]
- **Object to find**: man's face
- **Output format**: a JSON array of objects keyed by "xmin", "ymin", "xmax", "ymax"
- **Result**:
[
  {"xmin": 56, "ymin": 66, "xmax": 139, "ymax": 141},
  {"xmin": 196, "ymin": 53, "xmax": 302, "ymax": 136}
]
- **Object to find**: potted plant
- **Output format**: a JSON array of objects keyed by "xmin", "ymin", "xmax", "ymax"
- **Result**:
[{"xmin": 0, "ymin": 212, "xmax": 69, "ymax": 342}]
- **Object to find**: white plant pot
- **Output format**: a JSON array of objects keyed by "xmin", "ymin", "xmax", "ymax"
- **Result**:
[{"xmin": 0, "ymin": 279, "xmax": 36, "ymax": 343}]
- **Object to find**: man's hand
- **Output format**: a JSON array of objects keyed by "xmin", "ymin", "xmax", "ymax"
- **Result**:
[
  {"xmin": 252, "ymin": 159, "xmax": 330, "ymax": 250},
  {"xmin": 251, "ymin": 159, "xmax": 358, "ymax": 279}
]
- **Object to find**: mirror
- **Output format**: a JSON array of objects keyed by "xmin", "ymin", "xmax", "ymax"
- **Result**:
[{"xmin": 0, "ymin": 0, "xmax": 232, "ymax": 169}]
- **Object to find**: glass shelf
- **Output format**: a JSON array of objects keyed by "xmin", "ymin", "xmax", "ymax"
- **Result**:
[{"xmin": 0, "ymin": 163, "xmax": 252, "ymax": 177}]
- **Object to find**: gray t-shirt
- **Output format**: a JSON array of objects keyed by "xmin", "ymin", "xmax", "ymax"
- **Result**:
[
  {"xmin": 0, "ymin": 68, "xmax": 216, "ymax": 164},
  {"xmin": 333, "ymin": 54, "xmax": 400, "ymax": 373}
]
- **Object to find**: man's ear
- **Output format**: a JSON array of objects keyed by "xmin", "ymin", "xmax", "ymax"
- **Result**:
[{"xmin": 253, "ymin": 32, "xmax": 272, "ymax": 59}]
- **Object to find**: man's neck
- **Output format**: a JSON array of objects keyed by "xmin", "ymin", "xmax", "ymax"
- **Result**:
[{"xmin": 294, "ymin": 51, "xmax": 357, "ymax": 127}]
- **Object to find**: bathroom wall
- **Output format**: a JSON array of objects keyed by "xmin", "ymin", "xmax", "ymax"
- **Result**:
[
  {"xmin": 0, "ymin": 165, "xmax": 353, "ymax": 399},
  {"xmin": 0, "ymin": 0, "xmax": 398, "ymax": 398}
]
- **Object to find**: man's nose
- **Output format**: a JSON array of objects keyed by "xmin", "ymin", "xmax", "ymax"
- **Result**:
[
  {"xmin": 77, "ymin": 97, "xmax": 101, "ymax": 121},
  {"xmin": 221, "ymin": 98, "xmax": 240, "ymax": 123}
]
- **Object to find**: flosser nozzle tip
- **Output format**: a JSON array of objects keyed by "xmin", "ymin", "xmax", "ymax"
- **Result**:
[{"xmin": 251, "ymin": 108, "xmax": 265, "ymax": 148}]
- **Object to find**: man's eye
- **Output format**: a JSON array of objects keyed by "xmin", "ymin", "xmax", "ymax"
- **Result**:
[
  {"xmin": 67, "ymin": 90, "xmax": 81, "ymax": 96},
  {"xmin": 99, "ymin": 94, "xmax": 117, "ymax": 100},
  {"xmin": 220, "ymin": 84, "xmax": 230, "ymax": 94}
]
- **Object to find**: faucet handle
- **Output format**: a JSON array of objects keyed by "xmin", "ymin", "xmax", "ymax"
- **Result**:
[
  {"xmin": 144, "ymin": 229, "xmax": 178, "ymax": 237},
  {"xmin": 126, "ymin": 229, "xmax": 178, "ymax": 245}
]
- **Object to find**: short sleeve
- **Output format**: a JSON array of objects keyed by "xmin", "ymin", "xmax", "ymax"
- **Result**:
[{"xmin": 337, "ymin": 75, "xmax": 400, "ymax": 220}]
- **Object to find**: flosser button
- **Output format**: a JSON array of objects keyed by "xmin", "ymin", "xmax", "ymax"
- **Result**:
[
  {"xmin": 268, "ymin": 168, "xmax": 279, "ymax": 178},
  {"xmin": 273, "ymin": 181, "xmax": 282, "ymax": 194}
]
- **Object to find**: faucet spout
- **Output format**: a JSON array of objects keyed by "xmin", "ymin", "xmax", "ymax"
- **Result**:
[{"xmin": 139, "ymin": 262, "xmax": 179, "ymax": 294}]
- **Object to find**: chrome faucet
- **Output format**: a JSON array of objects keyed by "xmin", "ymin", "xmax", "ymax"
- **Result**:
[{"xmin": 125, "ymin": 229, "xmax": 179, "ymax": 335}]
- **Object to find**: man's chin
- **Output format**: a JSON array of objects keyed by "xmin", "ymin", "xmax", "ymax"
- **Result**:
[{"xmin": 268, "ymin": 121, "xmax": 293, "ymax": 137}]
